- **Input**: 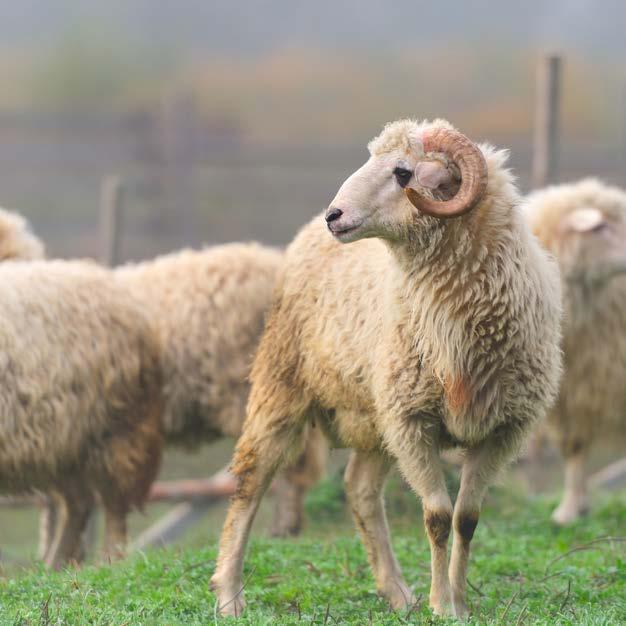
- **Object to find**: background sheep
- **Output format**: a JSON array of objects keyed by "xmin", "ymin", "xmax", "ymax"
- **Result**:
[
  {"xmin": 210, "ymin": 119, "xmax": 562, "ymax": 618},
  {"xmin": 524, "ymin": 178, "xmax": 626, "ymax": 524},
  {"xmin": 0, "ymin": 207, "xmax": 44, "ymax": 260},
  {"xmin": 0, "ymin": 260, "xmax": 163, "ymax": 569},
  {"xmin": 0, "ymin": 208, "xmax": 57, "ymax": 558},
  {"xmin": 38, "ymin": 243, "xmax": 327, "ymax": 560},
  {"xmin": 115, "ymin": 244, "xmax": 327, "ymax": 537}
]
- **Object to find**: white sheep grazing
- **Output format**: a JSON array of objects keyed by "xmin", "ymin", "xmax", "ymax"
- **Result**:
[
  {"xmin": 210, "ymin": 119, "xmax": 562, "ymax": 618},
  {"xmin": 0, "ymin": 260, "xmax": 163, "ymax": 569},
  {"xmin": 524, "ymin": 178, "xmax": 626, "ymax": 524},
  {"xmin": 37, "ymin": 244, "xmax": 327, "ymax": 560}
]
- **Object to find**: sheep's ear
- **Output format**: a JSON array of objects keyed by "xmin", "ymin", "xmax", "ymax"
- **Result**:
[
  {"xmin": 561, "ymin": 207, "xmax": 607, "ymax": 233},
  {"xmin": 414, "ymin": 160, "xmax": 455, "ymax": 190}
]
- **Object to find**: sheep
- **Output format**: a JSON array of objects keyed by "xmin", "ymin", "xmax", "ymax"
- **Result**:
[
  {"xmin": 0, "ymin": 207, "xmax": 44, "ymax": 260},
  {"xmin": 114, "ymin": 244, "xmax": 327, "ymax": 537},
  {"xmin": 0, "ymin": 208, "xmax": 55, "ymax": 557},
  {"xmin": 37, "ymin": 244, "xmax": 327, "ymax": 559},
  {"xmin": 0, "ymin": 259, "xmax": 163, "ymax": 570},
  {"xmin": 210, "ymin": 119, "xmax": 562, "ymax": 618},
  {"xmin": 524, "ymin": 178, "xmax": 626, "ymax": 524}
]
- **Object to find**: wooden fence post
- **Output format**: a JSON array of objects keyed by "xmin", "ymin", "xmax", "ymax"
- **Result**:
[
  {"xmin": 532, "ymin": 54, "xmax": 562, "ymax": 189},
  {"xmin": 99, "ymin": 176, "xmax": 124, "ymax": 267}
]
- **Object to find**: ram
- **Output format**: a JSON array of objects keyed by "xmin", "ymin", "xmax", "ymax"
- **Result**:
[
  {"xmin": 524, "ymin": 178, "xmax": 626, "ymax": 524},
  {"xmin": 210, "ymin": 119, "xmax": 562, "ymax": 618}
]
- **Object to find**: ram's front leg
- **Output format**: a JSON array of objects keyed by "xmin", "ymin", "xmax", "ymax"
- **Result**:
[
  {"xmin": 385, "ymin": 419, "xmax": 453, "ymax": 616},
  {"xmin": 344, "ymin": 450, "xmax": 415, "ymax": 610},
  {"xmin": 449, "ymin": 426, "xmax": 523, "ymax": 617},
  {"xmin": 270, "ymin": 424, "xmax": 327, "ymax": 537}
]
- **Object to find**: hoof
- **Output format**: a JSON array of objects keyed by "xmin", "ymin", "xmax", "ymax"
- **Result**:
[
  {"xmin": 431, "ymin": 604, "xmax": 452, "ymax": 617},
  {"xmin": 551, "ymin": 501, "xmax": 589, "ymax": 526},
  {"xmin": 452, "ymin": 597, "xmax": 470, "ymax": 619},
  {"xmin": 430, "ymin": 593, "xmax": 454, "ymax": 617},
  {"xmin": 210, "ymin": 575, "xmax": 246, "ymax": 617},
  {"xmin": 381, "ymin": 581, "xmax": 417, "ymax": 611},
  {"xmin": 216, "ymin": 594, "xmax": 246, "ymax": 617}
]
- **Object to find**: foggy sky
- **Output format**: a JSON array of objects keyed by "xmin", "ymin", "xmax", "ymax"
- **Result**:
[{"xmin": 0, "ymin": 1, "xmax": 621, "ymax": 60}]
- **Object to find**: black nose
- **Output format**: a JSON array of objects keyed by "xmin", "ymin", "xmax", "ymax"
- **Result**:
[{"xmin": 325, "ymin": 207, "xmax": 343, "ymax": 223}]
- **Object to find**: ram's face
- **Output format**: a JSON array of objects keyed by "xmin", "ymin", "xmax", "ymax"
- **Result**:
[
  {"xmin": 557, "ymin": 206, "xmax": 626, "ymax": 283},
  {"xmin": 324, "ymin": 150, "xmax": 425, "ymax": 243},
  {"xmin": 324, "ymin": 124, "xmax": 487, "ymax": 245}
]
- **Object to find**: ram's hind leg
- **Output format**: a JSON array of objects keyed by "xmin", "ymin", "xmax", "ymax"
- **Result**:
[
  {"xmin": 211, "ymin": 384, "xmax": 307, "ymax": 617},
  {"xmin": 345, "ymin": 450, "xmax": 415, "ymax": 610},
  {"xmin": 552, "ymin": 444, "xmax": 590, "ymax": 525},
  {"xmin": 449, "ymin": 427, "xmax": 523, "ymax": 617},
  {"xmin": 271, "ymin": 424, "xmax": 327, "ymax": 537}
]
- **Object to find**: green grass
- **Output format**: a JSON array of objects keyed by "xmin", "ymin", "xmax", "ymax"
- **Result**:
[{"xmin": 1, "ymin": 485, "xmax": 624, "ymax": 625}]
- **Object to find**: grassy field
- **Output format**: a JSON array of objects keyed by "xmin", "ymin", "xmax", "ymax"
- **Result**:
[{"xmin": 1, "ymin": 471, "xmax": 624, "ymax": 626}]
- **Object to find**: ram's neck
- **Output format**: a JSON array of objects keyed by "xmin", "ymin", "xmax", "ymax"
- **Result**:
[{"xmin": 385, "ymin": 207, "xmax": 524, "ymax": 409}]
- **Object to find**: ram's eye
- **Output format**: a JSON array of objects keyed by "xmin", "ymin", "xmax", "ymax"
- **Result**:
[
  {"xmin": 589, "ymin": 221, "xmax": 609, "ymax": 234},
  {"xmin": 393, "ymin": 167, "xmax": 412, "ymax": 187}
]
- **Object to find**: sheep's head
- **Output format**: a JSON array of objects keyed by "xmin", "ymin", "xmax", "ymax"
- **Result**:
[
  {"xmin": 0, "ymin": 208, "xmax": 44, "ymax": 261},
  {"xmin": 525, "ymin": 179, "xmax": 626, "ymax": 288},
  {"xmin": 325, "ymin": 119, "xmax": 487, "ymax": 243}
]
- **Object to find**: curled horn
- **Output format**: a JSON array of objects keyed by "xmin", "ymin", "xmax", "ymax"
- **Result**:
[{"xmin": 405, "ymin": 128, "xmax": 488, "ymax": 218}]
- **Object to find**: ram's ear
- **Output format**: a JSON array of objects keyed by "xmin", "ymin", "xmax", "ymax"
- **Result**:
[
  {"xmin": 560, "ymin": 207, "xmax": 607, "ymax": 233},
  {"xmin": 413, "ymin": 160, "xmax": 455, "ymax": 190},
  {"xmin": 405, "ymin": 128, "xmax": 487, "ymax": 218}
]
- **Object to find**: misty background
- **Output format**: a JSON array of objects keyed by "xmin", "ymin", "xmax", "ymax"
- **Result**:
[
  {"xmin": 1, "ymin": 0, "xmax": 625, "ymax": 260},
  {"xmin": 2, "ymin": 0, "xmax": 626, "ymax": 561}
]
